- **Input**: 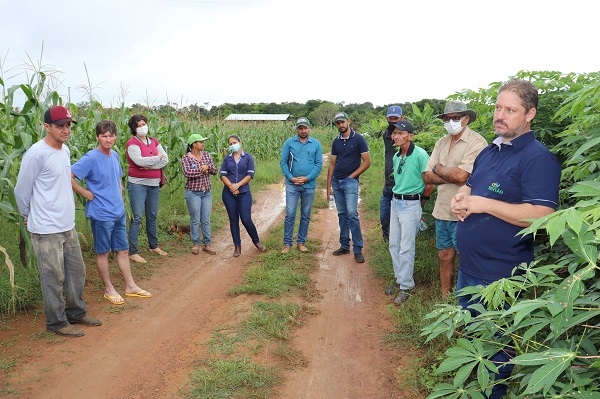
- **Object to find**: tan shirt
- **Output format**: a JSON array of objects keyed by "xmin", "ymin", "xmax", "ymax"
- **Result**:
[{"xmin": 426, "ymin": 126, "xmax": 488, "ymax": 221}]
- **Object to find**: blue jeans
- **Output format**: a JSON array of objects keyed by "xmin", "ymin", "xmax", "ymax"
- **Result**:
[
  {"xmin": 222, "ymin": 189, "xmax": 260, "ymax": 246},
  {"xmin": 380, "ymin": 186, "xmax": 393, "ymax": 241},
  {"xmin": 127, "ymin": 182, "xmax": 161, "ymax": 255},
  {"xmin": 332, "ymin": 177, "xmax": 363, "ymax": 253},
  {"xmin": 185, "ymin": 189, "xmax": 213, "ymax": 245},
  {"xmin": 456, "ymin": 270, "xmax": 515, "ymax": 399},
  {"xmin": 388, "ymin": 198, "xmax": 421, "ymax": 290},
  {"xmin": 284, "ymin": 183, "xmax": 315, "ymax": 246},
  {"xmin": 31, "ymin": 228, "xmax": 88, "ymax": 331}
]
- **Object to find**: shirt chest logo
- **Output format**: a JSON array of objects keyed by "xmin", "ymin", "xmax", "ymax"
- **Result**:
[{"xmin": 488, "ymin": 182, "xmax": 504, "ymax": 195}]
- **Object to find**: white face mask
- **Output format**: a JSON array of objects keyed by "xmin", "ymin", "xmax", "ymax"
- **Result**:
[
  {"xmin": 136, "ymin": 125, "xmax": 149, "ymax": 136},
  {"xmin": 444, "ymin": 120, "xmax": 464, "ymax": 135},
  {"xmin": 229, "ymin": 143, "xmax": 241, "ymax": 152}
]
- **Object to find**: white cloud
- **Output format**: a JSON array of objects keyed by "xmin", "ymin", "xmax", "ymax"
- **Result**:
[{"xmin": 0, "ymin": 0, "xmax": 597, "ymax": 108}]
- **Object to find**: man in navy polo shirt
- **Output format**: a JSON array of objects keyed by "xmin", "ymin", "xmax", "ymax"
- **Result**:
[
  {"xmin": 385, "ymin": 121, "xmax": 433, "ymax": 304},
  {"xmin": 326, "ymin": 112, "xmax": 371, "ymax": 263},
  {"xmin": 451, "ymin": 79, "xmax": 561, "ymax": 398}
]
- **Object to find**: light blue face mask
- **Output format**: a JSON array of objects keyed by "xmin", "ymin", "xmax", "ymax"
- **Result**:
[{"xmin": 229, "ymin": 143, "xmax": 241, "ymax": 152}]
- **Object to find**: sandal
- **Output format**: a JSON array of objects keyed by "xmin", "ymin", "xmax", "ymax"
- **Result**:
[
  {"xmin": 129, "ymin": 254, "xmax": 147, "ymax": 264},
  {"xmin": 151, "ymin": 247, "xmax": 168, "ymax": 256}
]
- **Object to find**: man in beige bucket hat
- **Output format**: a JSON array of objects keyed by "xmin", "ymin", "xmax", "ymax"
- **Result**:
[{"xmin": 423, "ymin": 101, "xmax": 487, "ymax": 299}]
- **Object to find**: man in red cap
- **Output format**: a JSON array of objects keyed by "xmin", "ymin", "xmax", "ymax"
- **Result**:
[{"xmin": 14, "ymin": 106, "xmax": 102, "ymax": 337}]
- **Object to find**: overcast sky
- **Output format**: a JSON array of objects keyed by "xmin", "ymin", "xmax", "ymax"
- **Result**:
[{"xmin": 1, "ymin": 0, "xmax": 597, "ymax": 109}]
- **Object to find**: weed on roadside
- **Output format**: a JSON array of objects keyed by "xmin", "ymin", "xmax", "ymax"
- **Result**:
[{"xmin": 182, "ymin": 356, "xmax": 279, "ymax": 399}]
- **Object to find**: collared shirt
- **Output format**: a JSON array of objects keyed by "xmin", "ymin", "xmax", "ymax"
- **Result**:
[
  {"xmin": 331, "ymin": 129, "xmax": 370, "ymax": 180},
  {"xmin": 392, "ymin": 142, "xmax": 429, "ymax": 195},
  {"xmin": 219, "ymin": 151, "xmax": 255, "ymax": 194},
  {"xmin": 181, "ymin": 151, "xmax": 217, "ymax": 191},
  {"xmin": 426, "ymin": 126, "xmax": 488, "ymax": 221},
  {"xmin": 456, "ymin": 130, "xmax": 561, "ymax": 281},
  {"xmin": 280, "ymin": 135, "xmax": 323, "ymax": 189}
]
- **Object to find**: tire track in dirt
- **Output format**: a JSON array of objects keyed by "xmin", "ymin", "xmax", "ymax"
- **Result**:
[{"xmin": 275, "ymin": 206, "xmax": 419, "ymax": 399}]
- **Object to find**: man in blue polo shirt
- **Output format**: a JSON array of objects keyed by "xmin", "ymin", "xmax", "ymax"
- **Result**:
[
  {"xmin": 451, "ymin": 79, "xmax": 561, "ymax": 398},
  {"xmin": 280, "ymin": 117, "xmax": 323, "ymax": 254},
  {"xmin": 385, "ymin": 121, "xmax": 434, "ymax": 304},
  {"xmin": 326, "ymin": 112, "xmax": 371, "ymax": 263}
]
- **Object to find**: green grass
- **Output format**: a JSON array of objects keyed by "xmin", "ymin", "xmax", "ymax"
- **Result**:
[{"xmin": 182, "ymin": 356, "xmax": 279, "ymax": 399}]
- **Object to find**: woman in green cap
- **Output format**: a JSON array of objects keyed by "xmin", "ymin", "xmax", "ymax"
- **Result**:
[{"xmin": 181, "ymin": 133, "xmax": 217, "ymax": 255}]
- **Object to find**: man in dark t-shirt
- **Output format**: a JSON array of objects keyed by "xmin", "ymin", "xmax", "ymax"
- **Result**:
[{"xmin": 326, "ymin": 112, "xmax": 371, "ymax": 263}]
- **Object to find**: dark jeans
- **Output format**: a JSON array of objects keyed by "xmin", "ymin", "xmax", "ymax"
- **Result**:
[
  {"xmin": 222, "ymin": 189, "xmax": 260, "ymax": 246},
  {"xmin": 457, "ymin": 270, "xmax": 515, "ymax": 399},
  {"xmin": 380, "ymin": 186, "xmax": 393, "ymax": 241}
]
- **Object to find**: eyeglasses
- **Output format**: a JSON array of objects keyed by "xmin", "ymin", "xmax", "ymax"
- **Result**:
[
  {"xmin": 442, "ymin": 114, "xmax": 464, "ymax": 123},
  {"xmin": 397, "ymin": 158, "xmax": 405, "ymax": 175}
]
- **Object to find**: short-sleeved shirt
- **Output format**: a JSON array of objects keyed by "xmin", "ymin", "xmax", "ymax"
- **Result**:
[
  {"xmin": 14, "ymin": 140, "xmax": 76, "ymax": 234},
  {"xmin": 280, "ymin": 136, "xmax": 323, "ymax": 189},
  {"xmin": 331, "ymin": 130, "xmax": 369, "ymax": 180},
  {"xmin": 392, "ymin": 142, "xmax": 429, "ymax": 195},
  {"xmin": 426, "ymin": 127, "xmax": 488, "ymax": 221},
  {"xmin": 219, "ymin": 151, "xmax": 255, "ymax": 194},
  {"xmin": 456, "ymin": 131, "xmax": 561, "ymax": 281},
  {"xmin": 71, "ymin": 148, "xmax": 125, "ymax": 221}
]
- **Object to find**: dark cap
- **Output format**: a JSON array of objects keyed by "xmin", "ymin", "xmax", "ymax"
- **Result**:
[
  {"xmin": 44, "ymin": 106, "xmax": 77, "ymax": 125},
  {"xmin": 390, "ymin": 120, "xmax": 414, "ymax": 134},
  {"xmin": 295, "ymin": 117, "xmax": 311, "ymax": 127},
  {"xmin": 334, "ymin": 112, "xmax": 349, "ymax": 121}
]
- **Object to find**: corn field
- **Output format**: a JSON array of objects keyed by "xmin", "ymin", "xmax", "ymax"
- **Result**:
[{"xmin": 0, "ymin": 70, "xmax": 336, "ymax": 315}]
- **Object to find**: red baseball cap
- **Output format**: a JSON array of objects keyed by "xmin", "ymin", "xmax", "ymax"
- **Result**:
[{"xmin": 44, "ymin": 106, "xmax": 77, "ymax": 125}]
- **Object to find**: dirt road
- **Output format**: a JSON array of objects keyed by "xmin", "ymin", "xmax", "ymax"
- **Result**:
[{"xmin": 0, "ymin": 184, "xmax": 419, "ymax": 399}]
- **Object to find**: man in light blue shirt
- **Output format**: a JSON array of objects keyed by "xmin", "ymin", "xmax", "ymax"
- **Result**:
[{"xmin": 279, "ymin": 117, "xmax": 323, "ymax": 254}]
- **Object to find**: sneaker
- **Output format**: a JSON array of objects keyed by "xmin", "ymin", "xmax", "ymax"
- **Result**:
[
  {"xmin": 255, "ymin": 242, "xmax": 267, "ymax": 252},
  {"xmin": 281, "ymin": 246, "xmax": 291, "ymax": 254},
  {"xmin": 332, "ymin": 247, "xmax": 350, "ymax": 256},
  {"xmin": 69, "ymin": 315, "xmax": 102, "ymax": 327},
  {"xmin": 52, "ymin": 323, "xmax": 85, "ymax": 337},
  {"xmin": 354, "ymin": 252, "xmax": 365, "ymax": 263},
  {"xmin": 384, "ymin": 283, "xmax": 399, "ymax": 295},
  {"xmin": 393, "ymin": 289, "xmax": 412, "ymax": 305},
  {"xmin": 297, "ymin": 244, "xmax": 308, "ymax": 253}
]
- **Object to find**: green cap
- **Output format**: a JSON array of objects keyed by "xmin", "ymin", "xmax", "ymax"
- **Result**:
[
  {"xmin": 187, "ymin": 133, "xmax": 209, "ymax": 145},
  {"xmin": 334, "ymin": 112, "xmax": 349, "ymax": 121},
  {"xmin": 296, "ymin": 117, "xmax": 311, "ymax": 127}
]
